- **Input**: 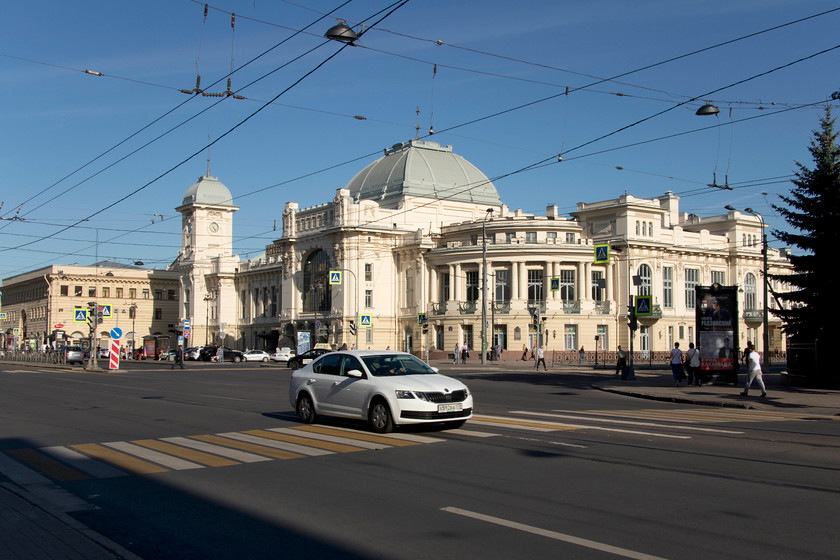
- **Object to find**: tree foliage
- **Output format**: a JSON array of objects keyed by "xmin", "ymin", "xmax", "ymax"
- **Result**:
[{"xmin": 770, "ymin": 106, "xmax": 840, "ymax": 342}]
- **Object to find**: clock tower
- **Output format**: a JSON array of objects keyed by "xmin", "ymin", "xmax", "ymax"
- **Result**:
[{"xmin": 175, "ymin": 175, "xmax": 240, "ymax": 347}]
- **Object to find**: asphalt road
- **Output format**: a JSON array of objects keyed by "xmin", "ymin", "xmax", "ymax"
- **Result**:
[{"xmin": 1, "ymin": 361, "xmax": 838, "ymax": 559}]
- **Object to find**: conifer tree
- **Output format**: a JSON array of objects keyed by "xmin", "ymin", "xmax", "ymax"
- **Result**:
[{"xmin": 771, "ymin": 106, "xmax": 840, "ymax": 346}]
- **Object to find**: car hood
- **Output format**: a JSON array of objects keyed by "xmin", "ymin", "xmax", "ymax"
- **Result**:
[{"xmin": 372, "ymin": 374, "xmax": 467, "ymax": 392}]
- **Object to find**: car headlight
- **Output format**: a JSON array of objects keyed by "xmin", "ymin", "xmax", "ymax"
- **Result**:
[{"xmin": 395, "ymin": 390, "xmax": 415, "ymax": 399}]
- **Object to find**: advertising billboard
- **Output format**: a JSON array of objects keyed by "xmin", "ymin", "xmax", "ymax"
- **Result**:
[{"xmin": 696, "ymin": 284, "xmax": 739, "ymax": 384}]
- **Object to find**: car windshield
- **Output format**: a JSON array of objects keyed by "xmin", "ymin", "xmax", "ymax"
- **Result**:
[{"xmin": 361, "ymin": 354, "xmax": 436, "ymax": 377}]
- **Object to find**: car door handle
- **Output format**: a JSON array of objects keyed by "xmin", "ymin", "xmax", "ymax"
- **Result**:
[{"xmin": 308, "ymin": 378, "xmax": 316, "ymax": 384}]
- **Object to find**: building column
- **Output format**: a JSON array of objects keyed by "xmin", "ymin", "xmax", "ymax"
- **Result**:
[{"xmin": 511, "ymin": 261, "xmax": 519, "ymax": 300}]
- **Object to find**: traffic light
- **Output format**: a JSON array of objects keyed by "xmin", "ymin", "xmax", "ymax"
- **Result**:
[
  {"xmin": 87, "ymin": 307, "xmax": 96, "ymax": 330},
  {"xmin": 628, "ymin": 309, "xmax": 638, "ymax": 331},
  {"xmin": 348, "ymin": 320, "xmax": 356, "ymax": 336},
  {"xmin": 422, "ymin": 322, "xmax": 429, "ymax": 335}
]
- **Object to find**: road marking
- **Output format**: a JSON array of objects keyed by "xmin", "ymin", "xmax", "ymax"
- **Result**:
[
  {"xmin": 476, "ymin": 414, "xmax": 688, "ymax": 439},
  {"xmin": 162, "ymin": 437, "xmax": 272, "ymax": 463},
  {"xmin": 441, "ymin": 428, "xmax": 500, "ymax": 438},
  {"xmin": 569, "ymin": 408, "xmax": 821, "ymax": 423},
  {"xmin": 471, "ymin": 416, "xmax": 559, "ymax": 432},
  {"xmin": 292, "ymin": 425, "xmax": 421, "ymax": 447},
  {"xmin": 442, "ymin": 506, "xmax": 669, "ymax": 560},
  {"xmin": 102, "ymin": 442, "xmax": 205, "ymax": 470},
  {"xmin": 513, "ymin": 411, "xmax": 744, "ymax": 434},
  {"xmin": 267, "ymin": 428, "xmax": 390, "ymax": 450},
  {"xmin": 132, "ymin": 439, "xmax": 240, "ymax": 467},
  {"xmin": 243, "ymin": 429, "xmax": 364, "ymax": 453},
  {"xmin": 5, "ymin": 449, "xmax": 89, "ymax": 481},
  {"xmin": 40, "ymin": 446, "xmax": 126, "ymax": 478},
  {"xmin": 71, "ymin": 444, "xmax": 168, "ymax": 474},
  {"xmin": 218, "ymin": 432, "xmax": 334, "ymax": 457},
  {"xmin": 190, "ymin": 434, "xmax": 305, "ymax": 460}
]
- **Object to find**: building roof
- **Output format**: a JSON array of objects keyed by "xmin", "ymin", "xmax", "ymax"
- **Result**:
[
  {"xmin": 181, "ymin": 175, "xmax": 235, "ymax": 207},
  {"xmin": 345, "ymin": 140, "xmax": 502, "ymax": 206}
]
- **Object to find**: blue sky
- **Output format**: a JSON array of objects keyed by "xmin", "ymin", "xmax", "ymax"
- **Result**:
[{"xmin": 2, "ymin": 0, "xmax": 839, "ymax": 280}]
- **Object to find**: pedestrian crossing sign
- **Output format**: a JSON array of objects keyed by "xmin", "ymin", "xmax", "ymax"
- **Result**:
[
  {"xmin": 13, "ymin": 327, "xmax": 20, "ymax": 336},
  {"xmin": 359, "ymin": 314, "xmax": 372, "ymax": 328},
  {"xmin": 98, "ymin": 304, "xmax": 112, "ymax": 318},
  {"xmin": 329, "ymin": 271, "xmax": 342, "ymax": 285},
  {"xmin": 74, "ymin": 308, "xmax": 88, "ymax": 323},
  {"xmin": 550, "ymin": 278, "xmax": 560, "ymax": 292},
  {"xmin": 635, "ymin": 295, "xmax": 652, "ymax": 316},
  {"xmin": 594, "ymin": 244, "xmax": 610, "ymax": 264},
  {"xmin": 417, "ymin": 313, "xmax": 427, "ymax": 325},
  {"xmin": 0, "ymin": 312, "xmax": 6, "ymax": 320}
]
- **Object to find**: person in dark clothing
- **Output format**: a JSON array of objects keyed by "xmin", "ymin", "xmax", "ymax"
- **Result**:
[{"xmin": 172, "ymin": 345, "xmax": 185, "ymax": 370}]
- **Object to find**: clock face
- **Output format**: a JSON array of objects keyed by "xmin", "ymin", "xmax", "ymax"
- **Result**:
[{"xmin": 208, "ymin": 222, "xmax": 220, "ymax": 233}]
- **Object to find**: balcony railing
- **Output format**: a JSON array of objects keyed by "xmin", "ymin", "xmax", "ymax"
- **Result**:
[
  {"xmin": 459, "ymin": 301, "xmax": 477, "ymax": 314},
  {"xmin": 594, "ymin": 300, "xmax": 611, "ymax": 314},
  {"xmin": 431, "ymin": 302, "xmax": 447, "ymax": 315},
  {"xmin": 492, "ymin": 301, "xmax": 511, "ymax": 314},
  {"xmin": 562, "ymin": 300, "xmax": 581, "ymax": 314}
]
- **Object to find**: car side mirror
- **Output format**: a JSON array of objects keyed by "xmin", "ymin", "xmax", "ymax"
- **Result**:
[
  {"xmin": 431, "ymin": 367, "xmax": 440, "ymax": 373},
  {"xmin": 346, "ymin": 369, "xmax": 365, "ymax": 379}
]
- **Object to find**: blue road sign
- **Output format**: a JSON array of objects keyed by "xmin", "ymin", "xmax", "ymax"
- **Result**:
[
  {"xmin": 635, "ymin": 295, "xmax": 652, "ymax": 316},
  {"xmin": 550, "ymin": 278, "xmax": 560, "ymax": 292},
  {"xmin": 74, "ymin": 308, "xmax": 88, "ymax": 323},
  {"xmin": 417, "ymin": 313, "xmax": 427, "ymax": 325},
  {"xmin": 360, "ymin": 314, "xmax": 372, "ymax": 327},
  {"xmin": 110, "ymin": 327, "xmax": 123, "ymax": 340},
  {"xmin": 99, "ymin": 304, "xmax": 112, "ymax": 318},
  {"xmin": 594, "ymin": 244, "xmax": 610, "ymax": 264},
  {"xmin": 329, "ymin": 271, "xmax": 342, "ymax": 285}
]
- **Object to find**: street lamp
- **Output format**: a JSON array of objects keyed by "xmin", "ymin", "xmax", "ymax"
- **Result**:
[
  {"xmin": 481, "ymin": 208, "xmax": 494, "ymax": 365},
  {"xmin": 204, "ymin": 294, "xmax": 212, "ymax": 346},
  {"xmin": 129, "ymin": 304, "xmax": 137, "ymax": 356},
  {"xmin": 727, "ymin": 205, "xmax": 770, "ymax": 368}
]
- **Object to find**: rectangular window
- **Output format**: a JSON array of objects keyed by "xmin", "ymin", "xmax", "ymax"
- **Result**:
[
  {"xmin": 271, "ymin": 286, "xmax": 278, "ymax": 317},
  {"xmin": 466, "ymin": 271, "xmax": 479, "ymax": 302},
  {"xmin": 241, "ymin": 290, "xmax": 246, "ymax": 318},
  {"xmin": 527, "ymin": 269, "xmax": 544, "ymax": 303},
  {"xmin": 711, "ymin": 270, "xmax": 726, "ymax": 284},
  {"xmin": 168, "ymin": 289, "xmax": 177, "ymax": 300},
  {"xmin": 440, "ymin": 273, "xmax": 450, "ymax": 302},
  {"xmin": 365, "ymin": 290, "xmax": 373, "ymax": 308},
  {"xmin": 154, "ymin": 290, "xmax": 164, "ymax": 300},
  {"xmin": 116, "ymin": 287, "xmax": 123, "ymax": 298},
  {"xmin": 688, "ymin": 326, "xmax": 694, "ymax": 344},
  {"xmin": 560, "ymin": 270, "xmax": 575, "ymax": 301},
  {"xmin": 505, "ymin": 232, "xmax": 514, "ymax": 244},
  {"xmin": 494, "ymin": 269, "xmax": 510, "ymax": 302},
  {"xmin": 566, "ymin": 232, "xmax": 576, "ymax": 244},
  {"xmin": 525, "ymin": 232, "xmax": 537, "ymax": 244},
  {"xmin": 596, "ymin": 325, "xmax": 608, "ymax": 350},
  {"xmin": 142, "ymin": 289, "xmax": 149, "ymax": 299},
  {"xmin": 546, "ymin": 232, "xmax": 557, "ymax": 241},
  {"xmin": 679, "ymin": 325, "xmax": 685, "ymax": 340},
  {"xmin": 102, "ymin": 287, "xmax": 110, "ymax": 298},
  {"xmin": 685, "ymin": 268, "xmax": 699, "ymax": 309},
  {"xmin": 564, "ymin": 324, "xmax": 577, "ymax": 350},
  {"xmin": 591, "ymin": 270, "xmax": 604, "ymax": 302},
  {"xmin": 405, "ymin": 268, "xmax": 415, "ymax": 305},
  {"xmin": 663, "ymin": 267, "xmax": 673, "ymax": 308},
  {"xmin": 470, "ymin": 234, "xmax": 479, "ymax": 246},
  {"xmin": 130, "ymin": 288, "xmax": 137, "ymax": 299},
  {"xmin": 60, "ymin": 285, "xmax": 69, "ymax": 296},
  {"xmin": 75, "ymin": 285, "xmax": 83, "ymax": 297},
  {"xmin": 154, "ymin": 308, "xmax": 162, "ymax": 320},
  {"xmin": 88, "ymin": 287, "xmax": 96, "ymax": 298},
  {"xmin": 364, "ymin": 263, "xmax": 373, "ymax": 282},
  {"xmin": 129, "ymin": 306, "xmax": 136, "ymax": 319}
]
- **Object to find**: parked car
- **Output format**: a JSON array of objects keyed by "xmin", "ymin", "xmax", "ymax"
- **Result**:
[
  {"xmin": 159, "ymin": 349, "xmax": 176, "ymax": 361},
  {"xmin": 289, "ymin": 350, "xmax": 473, "ymax": 433},
  {"xmin": 97, "ymin": 347, "xmax": 110, "ymax": 359},
  {"xmin": 55, "ymin": 345, "xmax": 84, "ymax": 365},
  {"xmin": 243, "ymin": 350, "xmax": 271, "ymax": 362},
  {"xmin": 184, "ymin": 347, "xmax": 200, "ymax": 361},
  {"xmin": 270, "ymin": 347, "xmax": 295, "ymax": 363},
  {"xmin": 287, "ymin": 348, "xmax": 331, "ymax": 371}
]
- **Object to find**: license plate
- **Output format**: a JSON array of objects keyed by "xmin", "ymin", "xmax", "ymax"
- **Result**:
[{"xmin": 437, "ymin": 403, "xmax": 462, "ymax": 413}]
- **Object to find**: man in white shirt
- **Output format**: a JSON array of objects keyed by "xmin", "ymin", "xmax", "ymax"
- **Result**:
[
  {"xmin": 535, "ymin": 345, "xmax": 547, "ymax": 371},
  {"xmin": 741, "ymin": 342, "xmax": 767, "ymax": 397}
]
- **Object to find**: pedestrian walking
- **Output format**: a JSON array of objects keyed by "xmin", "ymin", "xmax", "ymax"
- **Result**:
[
  {"xmin": 669, "ymin": 342, "xmax": 684, "ymax": 386},
  {"xmin": 521, "ymin": 344, "xmax": 528, "ymax": 361},
  {"xmin": 615, "ymin": 345, "xmax": 627, "ymax": 376},
  {"xmin": 579, "ymin": 346, "xmax": 586, "ymax": 363},
  {"xmin": 171, "ymin": 345, "xmax": 184, "ymax": 370},
  {"xmin": 741, "ymin": 342, "xmax": 767, "ymax": 397},
  {"xmin": 684, "ymin": 342, "xmax": 701, "ymax": 386},
  {"xmin": 494, "ymin": 344, "xmax": 500, "ymax": 361},
  {"xmin": 461, "ymin": 343, "xmax": 469, "ymax": 364},
  {"xmin": 535, "ymin": 345, "xmax": 547, "ymax": 371},
  {"xmin": 453, "ymin": 343, "xmax": 460, "ymax": 365}
]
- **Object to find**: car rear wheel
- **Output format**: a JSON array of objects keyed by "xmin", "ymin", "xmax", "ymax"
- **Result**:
[
  {"xmin": 261, "ymin": 357, "xmax": 268, "ymax": 362},
  {"xmin": 368, "ymin": 400, "xmax": 394, "ymax": 434},
  {"xmin": 233, "ymin": 356, "xmax": 241, "ymax": 363},
  {"xmin": 296, "ymin": 394, "xmax": 316, "ymax": 424},
  {"xmin": 289, "ymin": 360, "xmax": 300, "ymax": 371}
]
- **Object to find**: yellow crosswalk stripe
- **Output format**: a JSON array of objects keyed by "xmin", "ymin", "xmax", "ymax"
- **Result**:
[
  {"xmin": 189, "ymin": 434, "xmax": 305, "ymax": 460},
  {"xmin": 132, "ymin": 439, "xmax": 240, "ymax": 467},
  {"xmin": 71, "ymin": 443, "xmax": 167, "ymax": 474},
  {"xmin": 293, "ymin": 425, "xmax": 420, "ymax": 447},
  {"xmin": 5, "ymin": 449, "xmax": 90, "ymax": 481},
  {"xmin": 243, "ymin": 430, "xmax": 365, "ymax": 453}
]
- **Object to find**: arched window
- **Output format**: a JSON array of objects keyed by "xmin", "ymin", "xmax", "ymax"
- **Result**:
[
  {"xmin": 303, "ymin": 249, "xmax": 331, "ymax": 313},
  {"xmin": 636, "ymin": 264, "xmax": 652, "ymax": 296},
  {"xmin": 745, "ymin": 273, "xmax": 757, "ymax": 310}
]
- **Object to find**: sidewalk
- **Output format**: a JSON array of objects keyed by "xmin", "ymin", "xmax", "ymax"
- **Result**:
[
  {"xmin": 0, "ymin": 482, "xmax": 140, "ymax": 560},
  {"xmin": 436, "ymin": 358, "xmax": 840, "ymax": 418}
]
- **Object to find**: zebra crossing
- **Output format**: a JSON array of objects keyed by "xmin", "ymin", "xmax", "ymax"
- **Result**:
[{"xmin": 3, "ymin": 407, "xmax": 826, "ymax": 482}]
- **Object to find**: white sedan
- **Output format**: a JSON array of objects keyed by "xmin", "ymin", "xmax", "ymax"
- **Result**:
[
  {"xmin": 270, "ymin": 347, "xmax": 294, "ymax": 363},
  {"xmin": 243, "ymin": 350, "xmax": 271, "ymax": 362},
  {"xmin": 289, "ymin": 350, "xmax": 473, "ymax": 433}
]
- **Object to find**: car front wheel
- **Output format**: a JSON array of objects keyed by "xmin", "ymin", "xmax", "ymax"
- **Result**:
[
  {"xmin": 289, "ymin": 361, "xmax": 300, "ymax": 371},
  {"xmin": 261, "ymin": 357, "xmax": 268, "ymax": 362},
  {"xmin": 296, "ymin": 394, "xmax": 316, "ymax": 424},
  {"xmin": 368, "ymin": 400, "xmax": 394, "ymax": 434}
]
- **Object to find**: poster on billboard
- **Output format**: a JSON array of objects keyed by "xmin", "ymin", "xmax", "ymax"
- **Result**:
[
  {"xmin": 297, "ymin": 331, "xmax": 311, "ymax": 355},
  {"xmin": 695, "ymin": 284, "xmax": 739, "ymax": 384}
]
